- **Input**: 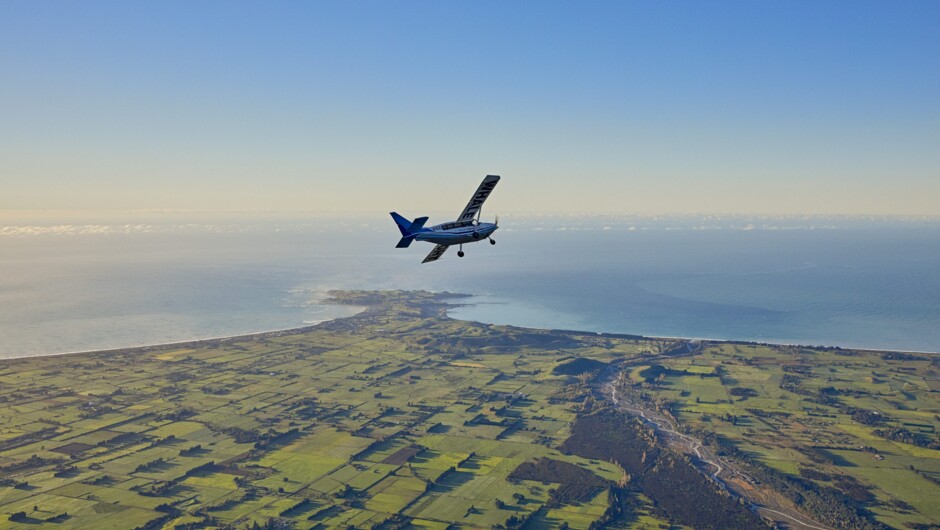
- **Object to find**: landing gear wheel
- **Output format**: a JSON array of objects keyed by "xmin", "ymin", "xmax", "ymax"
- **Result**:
[
  {"xmin": 457, "ymin": 250, "xmax": 465, "ymax": 258},
  {"xmin": 489, "ymin": 238, "xmax": 496, "ymax": 245}
]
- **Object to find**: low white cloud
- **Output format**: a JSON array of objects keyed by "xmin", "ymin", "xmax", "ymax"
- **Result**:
[{"xmin": 0, "ymin": 224, "xmax": 211, "ymax": 237}]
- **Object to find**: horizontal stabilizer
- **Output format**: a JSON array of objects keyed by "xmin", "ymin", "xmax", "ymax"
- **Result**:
[
  {"xmin": 396, "ymin": 235, "xmax": 416, "ymax": 248},
  {"xmin": 409, "ymin": 216, "xmax": 429, "ymax": 232}
]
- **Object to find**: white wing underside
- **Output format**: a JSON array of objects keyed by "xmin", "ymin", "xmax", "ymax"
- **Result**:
[
  {"xmin": 422, "ymin": 244, "xmax": 449, "ymax": 263},
  {"xmin": 457, "ymin": 174, "xmax": 500, "ymax": 222}
]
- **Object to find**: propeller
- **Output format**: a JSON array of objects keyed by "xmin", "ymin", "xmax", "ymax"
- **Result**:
[{"xmin": 494, "ymin": 215, "xmax": 499, "ymax": 226}]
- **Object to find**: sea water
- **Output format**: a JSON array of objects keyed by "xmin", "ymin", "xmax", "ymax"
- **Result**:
[{"xmin": 1, "ymin": 214, "xmax": 937, "ymax": 358}]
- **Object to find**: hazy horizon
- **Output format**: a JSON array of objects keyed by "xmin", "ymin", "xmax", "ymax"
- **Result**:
[{"xmin": 2, "ymin": 216, "xmax": 938, "ymax": 357}]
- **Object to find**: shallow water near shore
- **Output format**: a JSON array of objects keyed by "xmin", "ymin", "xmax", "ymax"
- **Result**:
[{"xmin": 1, "ymin": 213, "xmax": 938, "ymax": 357}]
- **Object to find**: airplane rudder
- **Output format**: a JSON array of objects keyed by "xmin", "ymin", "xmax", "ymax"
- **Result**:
[{"xmin": 390, "ymin": 212, "xmax": 412, "ymax": 236}]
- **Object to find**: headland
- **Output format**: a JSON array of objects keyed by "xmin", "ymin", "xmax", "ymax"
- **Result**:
[{"xmin": 0, "ymin": 290, "xmax": 936, "ymax": 529}]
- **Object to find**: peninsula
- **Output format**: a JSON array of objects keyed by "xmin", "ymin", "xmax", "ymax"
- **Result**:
[{"xmin": 0, "ymin": 291, "xmax": 937, "ymax": 529}]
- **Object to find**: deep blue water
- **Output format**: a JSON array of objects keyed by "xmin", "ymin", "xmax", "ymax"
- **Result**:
[
  {"xmin": 1, "ymin": 214, "xmax": 937, "ymax": 357},
  {"xmin": 446, "ymin": 226, "xmax": 940, "ymax": 352}
]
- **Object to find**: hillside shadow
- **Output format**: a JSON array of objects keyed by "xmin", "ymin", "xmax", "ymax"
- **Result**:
[{"xmin": 816, "ymin": 449, "xmax": 856, "ymax": 467}]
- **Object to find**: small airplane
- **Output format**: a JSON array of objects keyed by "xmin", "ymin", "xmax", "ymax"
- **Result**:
[{"xmin": 390, "ymin": 174, "xmax": 500, "ymax": 263}]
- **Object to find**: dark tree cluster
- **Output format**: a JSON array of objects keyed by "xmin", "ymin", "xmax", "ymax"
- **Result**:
[
  {"xmin": 508, "ymin": 457, "xmax": 608, "ymax": 507},
  {"xmin": 728, "ymin": 386, "xmax": 759, "ymax": 398},
  {"xmin": 560, "ymin": 410, "xmax": 768, "ymax": 529},
  {"xmin": 552, "ymin": 357, "xmax": 608, "ymax": 376},
  {"xmin": 873, "ymin": 427, "xmax": 940, "ymax": 450},
  {"xmin": 852, "ymin": 409, "xmax": 886, "ymax": 426}
]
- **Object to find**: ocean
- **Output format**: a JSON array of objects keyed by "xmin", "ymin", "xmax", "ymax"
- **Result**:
[{"xmin": 1, "ymin": 213, "xmax": 937, "ymax": 358}]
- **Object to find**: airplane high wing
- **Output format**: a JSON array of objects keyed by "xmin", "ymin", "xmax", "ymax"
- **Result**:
[
  {"xmin": 391, "ymin": 174, "xmax": 501, "ymax": 263},
  {"xmin": 422, "ymin": 244, "xmax": 449, "ymax": 263},
  {"xmin": 457, "ymin": 174, "xmax": 500, "ymax": 222}
]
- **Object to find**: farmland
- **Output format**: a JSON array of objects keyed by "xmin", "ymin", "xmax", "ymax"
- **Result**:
[
  {"xmin": 0, "ymin": 291, "xmax": 671, "ymax": 529},
  {"xmin": 611, "ymin": 342, "xmax": 940, "ymax": 529},
  {"xmin": 0, "ymin": 290, "xmax": 937, "ymax": 529}
]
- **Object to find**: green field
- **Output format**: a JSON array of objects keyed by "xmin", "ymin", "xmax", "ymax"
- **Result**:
[
  {"xmin": 0, "ymin": 291, "xmax": 669, "ymax": 529},
  {"xmin": 619, "ymin": 343, "xmax": 940, "ymax": 529},
  {"xmin": 1, "ymin": 290, "xmax": 936, "ymax": 529}
]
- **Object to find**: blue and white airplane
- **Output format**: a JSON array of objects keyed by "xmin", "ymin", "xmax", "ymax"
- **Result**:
[{"xmin": 390, "ymin": 174, "xmax": 500, "ymax": 263}]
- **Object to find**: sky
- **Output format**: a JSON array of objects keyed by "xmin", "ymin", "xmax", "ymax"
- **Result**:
[{"xmin": 2, "ymin": 1, "xmax": 939, "ymax": 216}]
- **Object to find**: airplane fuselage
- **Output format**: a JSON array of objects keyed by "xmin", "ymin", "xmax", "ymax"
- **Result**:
[
  {"xmin": 415, "ymin": 221, "xmax": 498, "ymax": 246},
  {"xmin": 390, "ymin": 174, "xmax": 501, "ymax": 262}
]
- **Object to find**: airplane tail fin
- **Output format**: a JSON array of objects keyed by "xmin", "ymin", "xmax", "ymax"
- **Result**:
[
  {"xmin": 390, "ymin": 212, "xmax": 428, "ymax": 248},
  {"xmin": 390, "ymin": 212, "xmax": 413, "ymax": 237}
]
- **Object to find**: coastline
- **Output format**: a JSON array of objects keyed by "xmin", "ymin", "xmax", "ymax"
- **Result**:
[
  {"xmin": 0, "ymin": 324, "xmax": 326, "ymax": 362},
  {"xmin": 446, "ymin": 298, "xmax": 940, "ymax": 355},
  {"xmin": 0, "ymin": 303, "xmax": 368, "ymax": 362},
  {"xmin": 3, "ymin": 290, "xmax": 935, "ymax": 363}
]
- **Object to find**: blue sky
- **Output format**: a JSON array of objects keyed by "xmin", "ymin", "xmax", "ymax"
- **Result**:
[{"xmin": 2, "ymin": 1, "xmax": 938, "ymax": 215}]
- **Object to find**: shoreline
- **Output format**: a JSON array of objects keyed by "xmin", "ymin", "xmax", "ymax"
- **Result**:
[
  {"xmin": 0, "ymin": 323, "xmax": 331, "ymax": 362},
  {"xmin": 0, "ymin": 304, "xmax": 369, "ymax": 362},
  {"xmin": 3, "ymin": 291, "xmax": 936, "ymax": 362},
  {"xmin": 447, "ymin": 301, "xmax": 939, "ymax": 355}
]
